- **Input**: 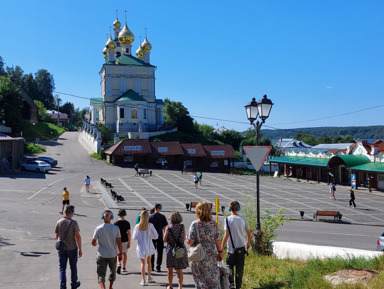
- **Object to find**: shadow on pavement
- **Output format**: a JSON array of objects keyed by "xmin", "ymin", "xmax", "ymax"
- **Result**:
[
  {"xmin": 0, "ymin": 237, "xmax": 15, "ymax": 247},
  {"xmin": 20, "ymin": 251, "xmax": 50, "ymax": 257}
]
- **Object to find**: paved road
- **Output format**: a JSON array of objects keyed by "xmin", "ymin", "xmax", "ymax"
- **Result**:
[{"xmin": 0, "ymin": 131, "xmax": 383, "ymax": 289}]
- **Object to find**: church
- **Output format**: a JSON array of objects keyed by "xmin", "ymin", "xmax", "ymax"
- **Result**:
[{"xmin": 90, "ymin": 14, "xmax": 165, "ymax": 138}]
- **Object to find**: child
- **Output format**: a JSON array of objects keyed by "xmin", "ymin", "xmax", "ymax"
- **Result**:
[
  {"xmin": 198, "ymin": 172, "xmax": 203, "ymax": 187},
  {"xmin": 193, "ymin": 174, "xmax": 199, "ymax": 189},
  {"xmin": 133, "ymin": 210, "xmax": 159, "ymax": 286},
  {"xmin": 164, "ymin": 211, "xmax": 188, "ymax": 289}
]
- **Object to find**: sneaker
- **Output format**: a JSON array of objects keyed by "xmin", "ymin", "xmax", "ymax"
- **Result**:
[
  {"xmin": 147, "ymin": 277, "xmax": 154, "ymax": 283},
  {"xmin": 122, "ymin": 268, "xmax": 127, "ymax": 273},
  {"xmin": 71, "ymin": 281, "xmax": 81, "ymax": 289},
  {"xmin": 117, "ymin": 264, "xmax": 121, "ymax": 274},
  {"xmin": 140, "ymin": 280, "xmax": 146, "ymax": 286}
]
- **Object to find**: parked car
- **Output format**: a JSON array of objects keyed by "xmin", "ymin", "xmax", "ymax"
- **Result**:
[
  {"xmin": 37, "ymin": 156, "xmax": 58, "ymax": 167},
  {"xmin": 21, "ymin": 160, "xmax": 52, "ymax": 173},
  {"xmin": 376, "ymin": 232, "xmax": 384, "ymax": 251}
]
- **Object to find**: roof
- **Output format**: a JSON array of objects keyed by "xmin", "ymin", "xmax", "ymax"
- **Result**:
[
  {"xmin": 150, "ymin": 142, "xmax": 184, "ymax": 156},
  {"xmin": 105, "ymin": 54, "xmax": 155, "ymax": 67},
  {"xmin": 91, "ymin": 98, "xmax": 103, "ymax": 105},
  {"xmin": 275, "ymin": 138, "xmax": 312, "ymax": 150},
  {"xmin": 270, "ymin": 155, "xmax": 329, "ymax": 167},
  {"xmin": 312, "ymin": 143, "xmax": 353, "ymax": 150},
  {"xmin": 203, "ymin": 145, "xmax": 237, "ymax": 159},
  {"xmin": 46, "ymin": 110, "xmax": 68, "ymax": 120},
  {"xmin": 180, "ymin": 143, "xmax": 207, "ymax": 157},
  {"xmin": 105, "ymin": 139, "xmax": 153, "ymax": 155},
  {"xmin": 155, "ymin": 99, "xmax": 164, "ymax": 105},
  {"xmin": 350, "ymin": 162, "xmax": 384, "ymax": 173},
  {"xmin": 115, "ymin": 89, "xmax": 147, "ymax": 102},
  {"xmin": 329, "ymin": 155, "xmax": 371, "ymax": 168}
]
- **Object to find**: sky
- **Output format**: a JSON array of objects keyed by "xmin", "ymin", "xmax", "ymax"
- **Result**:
[{"xmin": 1, "ymin": 0, "xmax": 383, "ymax": 132}]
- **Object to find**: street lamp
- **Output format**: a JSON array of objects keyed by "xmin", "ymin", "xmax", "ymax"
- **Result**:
[{"xmin": 245, "ymin": 94, "xmax": 273, "ymax": 231}]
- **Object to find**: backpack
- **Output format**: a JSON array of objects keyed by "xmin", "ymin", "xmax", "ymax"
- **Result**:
[
  {"xmin": 169, "ymin": 226, "xmax": 184, "ymax": 259},
  {"xmin": 332, "ymin": 184, "xmax": 336, "ymax": 191}
]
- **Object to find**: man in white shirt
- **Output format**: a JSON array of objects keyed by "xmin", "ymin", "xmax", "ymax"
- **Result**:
[
  {"xmin": 221, "ymin": 201, "xmax": 251, "ymax": 289},
  {"xmin": 92, "ymin": 210, "xmax": 123, "ymax": 289}
]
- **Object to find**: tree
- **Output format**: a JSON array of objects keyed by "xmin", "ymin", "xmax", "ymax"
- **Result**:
[
  {"xmin": 0, "ymin": 76, "xmax": 23, "ymax": 130},
  {"xmin": 317, "ymin": 136, "xmax": 332, "ymax": 144},
  {"xmin": 196, "ymin": 123, "xmax": 217, "ymax": 139},
  {"xmin": 6, "ymin": 65, "xmax": 24, "ymax": 78},
  {"xmin": 295, "ymin": 133, "xmax": 317, "ymax": 146},
  {"xmin": 218, "ymin": 129, "xmax": 243, "ymax": 150},
  {"xmin": 0, "ymin": 56, "xmax": 5, "ymax": 75},
  {"xmin": 60, "ymin": 101, "xmax": 75, "ymax": 121},
  {"xmin": 163, "ymin": 98, "xmax": 195, "ymax": 133},
  {"xmin": 34, "ymin": 69, "xmax": 55, "ymax": 109},
  {"xmin": 34, "ymin": 100, "xmax": 48, "ymax": 121},
  {"xmin": 97, "ymin": 123, "xmax": 113, "ymax": 144}
]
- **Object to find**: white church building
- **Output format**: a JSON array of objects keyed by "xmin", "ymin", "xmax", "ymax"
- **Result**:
[{"xmin": 89, "ymin": 15, "xmax": 168, "ymax": 138}]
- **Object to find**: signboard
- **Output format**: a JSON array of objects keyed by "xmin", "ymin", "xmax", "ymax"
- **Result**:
[
  {"xmin": 211, "ymin": 150, "xmax": 225, "ymax": 156},
  {"xmin": 351, "ymin": 174, "xmax": 356, "ymax": 188},
  {"xmin": 187, "ymin": 149, "xmax": 196, "ymax": 154},
  {"xmin": 243, "ymin": 146, "xmax": 272, "ymax": 172},
  {"xmin": 124, "ymin": 145, "xmax": 142, "ymax": 151},
  {"xmin": 158, "ymin": 147, "xmax": 168, "ymax": 152}
]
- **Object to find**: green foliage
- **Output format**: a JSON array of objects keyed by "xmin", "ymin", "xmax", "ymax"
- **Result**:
[
  {"xmin": 22, "ymin": 121, "xmax": 65, "ymax": 142},
  {"xmin": 34, "ymin": 100, "xmax": 48, "ymax": 121},
  {"xmin": 163, "ymin": 98, "xmax": 195, "ymax": 133},
  {"xmin": 0, "ymin": 56, "xmax": 5, "ymax": 75},
  {"xmin": 97, "ymin": 123, "xmax": 113, "ymax": 144},
  {"xmin": 0, "ymin": 76, "xmax": 24, "ymax": 130},
  {"xmin": 217, "ymin": 129, "xmax": 244, "ymax": 150},
  {"xmin": 24, "ymin": 143, "xmax": 46, "ymax": 154},
  {"xmin": 91, "ymin": 152, "xmax": 102, "ymax": 160},
  {"xmin": 195, "ymin": 123, "xmax": 218, "ymax": 139},
  {"xmin": 60, "ymin": 101, "xmax": 75, "ymax": 120},
  {"xmin": 149, "ymin": 131, "xmax": 220, "ymax": 144},
  {"xmin": 295, "ymin": 133, "xmax": 317, "ymax": 146}
]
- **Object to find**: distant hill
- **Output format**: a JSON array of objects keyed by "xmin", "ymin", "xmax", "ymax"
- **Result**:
[{"xmin": 258, "ymin": 126, "xmax": 384, "ymax": 140}]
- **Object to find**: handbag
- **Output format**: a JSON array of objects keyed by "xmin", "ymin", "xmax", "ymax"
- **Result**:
[
  {"xmin": 188, "ymin": 222, "xmax": 206, "ymax": 262},
  {"xmin": 218, "ymin": 261, "xmax": 230, "ymax": 289},
  {"xmin": 169, "ymin": 225, "xmax": 185, "ymax": 259},
  {"xmin": 56, "ymin": 220, "xmax": 73, "ymax": 250}
]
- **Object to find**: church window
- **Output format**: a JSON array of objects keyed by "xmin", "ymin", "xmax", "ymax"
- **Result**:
[
  {"xmin": 143, "ymin": 109, "xmax": 147, "ymax": 119},
  {"xmin": 120, "ymin": 108, "xmax": 125, "ymax": 119},
  {"xmin": 116, "ymin": 52, "xmax": 121, "ymax": 57},
  {"xmin": 126, "ymin": 48, "xmax": 130, "ymax": 54},
  {"xmin": 132, "ymin": 108, "xmax": 137, "ymax": 119}
]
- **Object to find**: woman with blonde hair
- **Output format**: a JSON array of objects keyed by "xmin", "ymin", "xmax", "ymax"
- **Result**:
[
  {"xmin": 132, "ymin": 209, "xmax": 159, "ymax": 286},
  {"xmin": 164, "ymin": 211, "xmax": 188, "ymax": 289},
  {"xmin": 187, "ymin": 201, "xmax": 222, "ymax": 289}
]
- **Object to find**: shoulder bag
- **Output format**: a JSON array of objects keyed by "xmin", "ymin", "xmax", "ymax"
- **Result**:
[
  {"xmin": 169, "ymin": 225, "xmax": 185, "ymax": 259},
  {"xmin": 56, "ymin": 220, "xmax": 73, "ymax": 250},
  {"xmin": 188, "ymin": 222, "xmax": 206, "ymax": 261}
]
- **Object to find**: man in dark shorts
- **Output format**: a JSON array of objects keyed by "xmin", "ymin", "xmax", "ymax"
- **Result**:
[
  {"xmin": 114, "ymin": 209, "xmax": 131, "ymax": 274},
  {"xmin": 62, "ymin": 187, "xmax": 70, "ymax": 214},
  {"xmin": 149, "ymin": 203, "xmax": 168, "ymax": 272}
]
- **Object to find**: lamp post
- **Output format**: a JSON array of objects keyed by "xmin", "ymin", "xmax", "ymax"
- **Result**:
[{"xmin": 245, "ymin": 94, "xmax": 273, "ymax": 231}]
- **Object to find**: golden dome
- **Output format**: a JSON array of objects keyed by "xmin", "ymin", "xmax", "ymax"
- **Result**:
[
  {"xmin": 103, "ymin": 47, "xmax": 108, "ymax": 56},
  {"xmin": 113, "ymin": 18, "xmax": 121, "ymax": 29},
  {"xmin": 136, "ymin": 46, "xmax": 144, "ymax": 59},
  {"xmin": 105, "ymin": 37, "xmax": 116, "ymax": 51},
  {"xmin": 118, "ymin": 23, "xmax": 135, "ymax": 45},
  {"xmin": 140, "ymin": 37, "xmax": 152, "ymax": 52}
]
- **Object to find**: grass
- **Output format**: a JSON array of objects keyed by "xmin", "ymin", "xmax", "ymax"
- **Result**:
[
  {"xmin": 239, "ymin": 253, "xmax": 384, "ymax": 289},
  {"xmin": 22, "ymin": 121, "xmax": 66, "ymax": 142},
  {"xmin": 24, "ymin": 143, "xmax": 46, "ymax": 154},
  {"xmin": 90, "ymin": 152, "xmax": 102, "ymax": 160}
]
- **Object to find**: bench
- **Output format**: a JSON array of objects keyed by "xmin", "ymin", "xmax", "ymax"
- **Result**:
[
  {"xmin": 139, "ymin": 169, "xmax": 152, "ymax": 176},
  {"xmin": 229, "ymin": 170, "xmax": 243, "ymax": 175},
  {"xmin": 189, "ymin": 201, "xmax": 213, "ymax": 211},
  {"xmin": 313, "ymin": 210, "xmax": 341, "ymax": 221}
]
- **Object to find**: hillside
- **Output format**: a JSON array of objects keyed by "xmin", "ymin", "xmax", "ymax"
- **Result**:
[{"xmin": 259, "ymin": 126, "xmax": 384, "ymax": 140}]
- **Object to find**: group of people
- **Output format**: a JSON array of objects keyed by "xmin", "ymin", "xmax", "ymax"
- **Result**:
[
  {"xmin": 193, "ymin": 172, "xmax": 203, "ymax": 188},
  {"xmin": 55, "ymin": 200, "xmax": 251, "ymax": 289},
  {"xmin": 329, "ymin": 182, "xmax": 357, "ymax": 208}
]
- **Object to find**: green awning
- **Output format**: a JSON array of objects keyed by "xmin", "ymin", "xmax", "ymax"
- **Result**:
[
  {"xmin": 269, "ymin": 156, "xmax": 329, "ymax": 167},
  {"xmin": 328, "ymin": 155, "xmax": 371, "ymax": 169},
  {"xmin": 350, "ymin": 162, "xmax": 384, "ymax": 173}
]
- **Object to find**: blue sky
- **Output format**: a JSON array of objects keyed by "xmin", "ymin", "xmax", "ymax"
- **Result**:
[{"xmin": 1, "ymin": 0, "xmax": 383, "ymax": 132}]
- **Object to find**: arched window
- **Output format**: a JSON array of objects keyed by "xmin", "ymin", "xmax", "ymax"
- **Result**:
[{"xmin": 131, "ymin": 108, "xmax": 137, "ymax": 119}]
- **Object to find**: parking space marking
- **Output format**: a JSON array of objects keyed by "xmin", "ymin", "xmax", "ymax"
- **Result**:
[
  {"xmin": 118, "ymin": 178, "xmax": 153, "ymax": 207},
  {"xmin": 27, "ymin": 176, "xmax": 73, "ymax": 200}
]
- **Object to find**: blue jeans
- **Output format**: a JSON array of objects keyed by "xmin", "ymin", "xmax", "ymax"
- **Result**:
[{"xmin": 58, "ymin": 249, "xmax": 78, "ymax": 288}]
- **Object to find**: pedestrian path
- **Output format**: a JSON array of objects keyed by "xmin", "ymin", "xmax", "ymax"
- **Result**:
[{"xmin": 96, "ymin": 170, "xmax": 384, "ymax": 226}]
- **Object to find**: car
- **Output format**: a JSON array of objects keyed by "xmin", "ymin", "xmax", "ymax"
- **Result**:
[
  {"xmin": 37, "ymin": 156, "xmax": 58, "ymax": 167},
  {"xmin": 376, "ymin": 232, "xmax": 384, "ymax": 251},
  {"xmin": 21, "ymin": 160, "xmax": 52, "ymax": 173}
]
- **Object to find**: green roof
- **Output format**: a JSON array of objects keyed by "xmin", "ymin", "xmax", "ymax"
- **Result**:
[
  {"xmin": 332, "ymin": 155, "xmax": 371, "ymax": 168},
  {"xmin": 91, "ymin": 98, "xmax": 103, "ymax": 104},
  {"xmin": 105, "ymin": 54, "xmax": 155, "ymax": 67},
  {"xmin": 269, "ymin": 156, "xmax": 329, "ymax": 167},
  {"xmin": 350, "ymin": 162, "xmax": 384, "ymax": 173},
  {"xmin": 115, "ymin": 89, "xmax": 147, "ymax": 102}
]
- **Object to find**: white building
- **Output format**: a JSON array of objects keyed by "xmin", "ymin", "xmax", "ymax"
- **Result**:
[{"xmin": 90, "ymin": 15, "xmax": 165, "ymax": 138}]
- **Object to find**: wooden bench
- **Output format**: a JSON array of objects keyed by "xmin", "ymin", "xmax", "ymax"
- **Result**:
[
  {"xmin": 139, "ymin": 169, "xmax": 152, "ymax": 176},
  {"xmin": 189, "ymin": 201, "xmax": 213, "ymax": 211},
  {"xmin": 313, "ymin": 210, "xmax": 341, "ymax": 221},
  {"xmin": 229, "ymin": 170, "xmax": 243, "ymax": 175}
]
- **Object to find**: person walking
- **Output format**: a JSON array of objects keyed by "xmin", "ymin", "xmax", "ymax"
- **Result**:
[
  {"xmin": 187, "ymin": 201, "xmax": 223, "ymax": 289},
  {"xmin": 62, "ymin": 187, "xmax": 70, "ymax": 214},
  {"xmin": 198, "ymin": 171, "xmax": 203, "ymax": 187},
  {"xmin": 132, "ymin": 209, "xmax": 159, "ymax": 286},
  {"xmin": 164, "ymin": 211, "xmax": 188, "ymax": 289},
  {"xmin": 193, "ymin": 174, "xmax": 199, "ymax": 189},
  {"xmin": 114, "ymin": 209, "xmax": 131, "ymax": 274},
  {"xmin": 84, "ymin": 176, "xmax": 91, "ymax": 193},
  {"xmin": 329, "ymin": 183, "xmax": 336, "ymax": 200},
  {"xmin": 55, "ymin": 205, "xmax": 82, "ymax": 289},
  {"xmin": 91, "ymin": 210, "xmax": 123, "ymax": 289},
  {"xmin": 349, "ymin": 190, "xmax": 356, "ymax": 208},
  {"xmin": 134, "ymin": 163, "xmax": 139, "ymax": 177},
  {"xmin": 221, "ymin": 201, "xmax": 252, "ymax": 289},
  {"xmin": 149, "ymin": 203, "xmax": 168, "ymax": 272},
  {"xmin": 181, "ymin": 161, "xmax": 187, "ymax": 174}
]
